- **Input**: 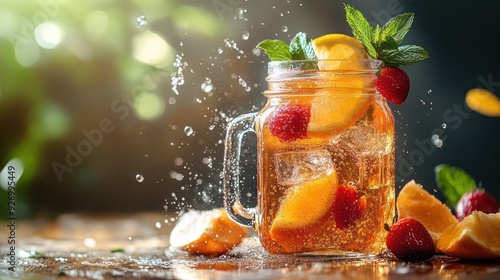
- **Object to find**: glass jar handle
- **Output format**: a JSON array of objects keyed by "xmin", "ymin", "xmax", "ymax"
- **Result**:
[{"xmin": 223, "ymin": 112, "xmax": 257, "ymax": 227}]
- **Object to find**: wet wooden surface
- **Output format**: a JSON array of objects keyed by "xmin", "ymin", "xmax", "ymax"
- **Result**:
[{"xmin": 1, "ymin": 213, "xmax": 500, "ymax": 280}]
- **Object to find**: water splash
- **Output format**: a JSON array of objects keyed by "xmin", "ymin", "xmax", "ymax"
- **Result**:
[
  {"xmin": 237, "ymin": 76, "xmax": 252, "ymax": 92},
  {"xmin": 223, "ymin": 39, "xmax": 244, "ymax": 55},
  {"xmin": 171, "ymin": 53, "xmax": 185, "ymax": 95}
]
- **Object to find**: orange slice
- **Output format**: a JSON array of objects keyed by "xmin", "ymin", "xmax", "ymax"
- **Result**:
[
  {"xmin": 307, "ymin": 93, "xmax": 373, "ymax": 135},
  {"xmin": 465, "ymin": 88, "xmax": 500, "ymax": 117},
  {"xmin": 307, "ymin": 34, "xmax": 373, "ymax": 135},
  {"xmin": 270, "ymin": 169, "xmax": 338, "ymax": 239},
  {"xmin": 312, "ymin": 34, "xmax": 369, "ymax": 70},
  {"xmin": 396, "ymin": 180, "xmax": 458, "ymax": 246},
  {"xmin": 437, "ymin": 211, "xmax": 500, "ymax": 259},
  {"xmin": 169, "ymin": 208, "xmax": 247, "ymax": 256}
]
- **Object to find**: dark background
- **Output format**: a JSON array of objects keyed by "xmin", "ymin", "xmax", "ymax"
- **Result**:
[{"xmin": 0, "ymin": 0, "xmax": 499, "ymax": 218}]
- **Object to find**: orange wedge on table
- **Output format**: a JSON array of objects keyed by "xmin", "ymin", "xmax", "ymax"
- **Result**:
[
  {"xmin": 270, "ymin": 169, "xmax": 338, "ymax": 242},
  {"xmin": 169, "ymin": 208, "xmax": 247, "ymax": 256},
  {"xmin": 437, "ymin": 211, "xmax": 500, "ymax": 259},
  {"xmin": 396, "ymin": 180, "xmax": 458, "ymax": 246},
  {"xmin": 307, "ymin": 34, "xmax": 373, "ymax": 135}
]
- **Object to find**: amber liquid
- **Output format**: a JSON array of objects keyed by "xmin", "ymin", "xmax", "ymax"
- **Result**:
[{"xmin": 255, "ymin": 93, "xmax": 395, "ymax": 255}]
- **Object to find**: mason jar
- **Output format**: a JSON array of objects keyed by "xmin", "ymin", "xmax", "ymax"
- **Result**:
[{"xmin": 224, "ymin": 59, "xmax": 395, "ymax": 255}]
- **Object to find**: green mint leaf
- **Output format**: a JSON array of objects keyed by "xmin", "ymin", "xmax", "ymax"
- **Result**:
[
  {"xmin": 380, "ymin": 45, "xmax": 429, "ymax": 66},
  {"xmin": 435, "ymin": 164, "xmax": 476, "ymax": 208},
  {"xmin": 379, "ymin": 36, "xmax": 399, "ymax": 50},
  {"xmin": 373, "ymin": 24, "xmax": 381, "ymax": 46},
  {"xmin": 289, "ymin": 32, "xmax": 317, "ymax": 60},
  {"xmin": 344, "ymin": 4, "xmax": 377, "ymax": 59},
  {"xmin": 256, "ymin": 39, "xmax": 292, "ymax": 61},
  {"xmin": 344, "ymin": 5, "xmax": 428, "ymax": 68},
  {"xmin": 380, "ymin": 13, "xmax": 414, "ymax": 45}
]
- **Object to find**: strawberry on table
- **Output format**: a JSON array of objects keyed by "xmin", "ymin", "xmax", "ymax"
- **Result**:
[
  {"xmin": 455, "ymin": 190, "xmax": 499, "ymax": 221},
  {"xmin": 435, "ymin": 164, "xmax": 500, "ymax": 221},
  {"xmin": 386, "ymin": 218, "xmax": 435, "ymax": 262}
]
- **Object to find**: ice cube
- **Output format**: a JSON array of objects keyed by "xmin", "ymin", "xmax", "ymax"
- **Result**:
[
  {"xmin": 328, "ymin": 118, "xmax": 393, "ymax": 188},
  {"xmin": 330, "ymin": 118, "xmax": 389, "ymax": 155},
  {"xmin": 274, "ymin": 149, "xmax": 333, "ymax": 186}
]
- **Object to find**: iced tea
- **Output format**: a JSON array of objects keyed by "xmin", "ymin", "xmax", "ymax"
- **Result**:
[{"xmin": 224, "ymin": 60, "xmax": 395, "ymax": 255}]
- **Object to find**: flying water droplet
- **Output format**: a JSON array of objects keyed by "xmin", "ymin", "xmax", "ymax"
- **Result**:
[
  {"xmin": 281, "ymin": 25, "xmax": 288, "ymax": 32},
  {"xmin": 201, "ymin": 78, "xmax": 214, "ymax": 93},
  {"xmin": 431, "ymin": 134, "xmax": 443, "ymax": 148},
  {"xmin": 136, "ymin": 15, "xmax": 148, "ymax": 26},
  {"xmin": 441, "ymin": 123, "xmax": 447, "ymax": 129},
  {"xmin": 136, "ymin": 174, "xmax": 144, "ymax": 183},
  {"xmin": 184, "ymin": 126, "xmax": 194, "ymax": 136},
  {"xmin": 242, "ymin": 31, "xmax": 250, "ymax": 40},
  {"xmin": 217, "ymin": 47, "xmax": 223, "ymax": 54},
  {"xmin": 252, "ymin": 48, "xmax": 261, "ymax": 56}
]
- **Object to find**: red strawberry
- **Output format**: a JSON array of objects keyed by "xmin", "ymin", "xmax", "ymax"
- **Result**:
[
  {"xmin": 269, "ymin": 104, "xmax": 310, "ymax": 142},
  {"xmin": 455, "ymin": 190, "xmax": 499, "ymax": 221},
  {"xmin": 386, "ymin": 218, "xmax": 435, "ymax": 262},
  {"xmin": 374, "ymin": 66, "xmax": 410, "ymax": 104},
  {"xmin": 333, "ymin": 184, "xmax": 366, "ymax": 229}
]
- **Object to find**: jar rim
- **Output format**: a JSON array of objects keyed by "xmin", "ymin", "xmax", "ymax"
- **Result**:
[{"xmin": 267, "ymin": 59, "xmax": 383, "ymax": 78}]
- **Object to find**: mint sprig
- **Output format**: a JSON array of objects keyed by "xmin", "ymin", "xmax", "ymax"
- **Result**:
[
  {"xmin": 256, "ymin": 39, "xmax": 292, "ymax": 61},
  {"xmin": 435, "ymin": 164, "xmax": 476, "ymax": 208},
  {"xmin": 344, "ymin": 4, "xmax": 428, "ymax": 67},
  {"xmin": 256, "ymin": 32, "xmax": 317, "ymax": 62}
]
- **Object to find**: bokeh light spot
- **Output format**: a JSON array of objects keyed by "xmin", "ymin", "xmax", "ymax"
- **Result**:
[
  {"xmin": 134, "ymin": 92, "xmax": 165, "ymax": 120},
  {"xmin": 85, "ymin": 10, "xmax": 109, "ymax": 41},
  {"xmin": 15, "ymin": 39, "xmax": 40, "ymax": 67},
  {"xmin": 132, "ymin": 30, "xmax": 175, "ymax": 68},
  {"xmin": 35, "ymin": 22, "xmax": 64, "ymax": 49}
]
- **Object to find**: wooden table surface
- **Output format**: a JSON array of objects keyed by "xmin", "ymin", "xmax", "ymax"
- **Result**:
[{"xmin": 1, "ymin": 213, "xmax": 499, "ymax": 280}]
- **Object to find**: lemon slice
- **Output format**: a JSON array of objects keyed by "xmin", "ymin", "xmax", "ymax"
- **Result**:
[{"xmin": 169, "ymin": 208, "xmax": 247, "ymax": 256}]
